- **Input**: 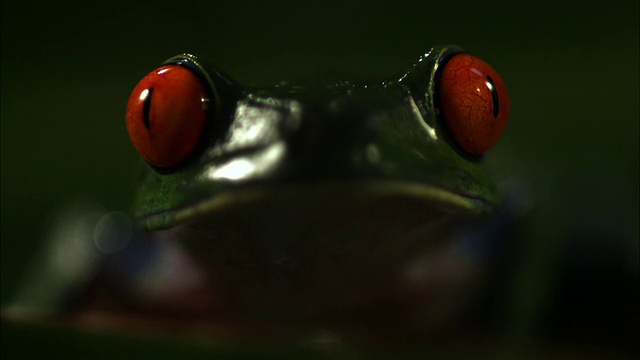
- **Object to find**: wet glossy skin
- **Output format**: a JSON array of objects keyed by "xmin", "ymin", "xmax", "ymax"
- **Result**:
[
  {"xmin": 6, "ymin": 46, "xmax": 510, "ymax": 342},
  {"xmin": 131, "ymin": 46, "xmax": 500, "ymax": 230},
  {"xmin": 115, "ymin": 46, "xmax": 508, "ymax": 336}
]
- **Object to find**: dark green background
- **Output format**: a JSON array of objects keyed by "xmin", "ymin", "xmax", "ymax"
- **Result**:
[{"xmin": 2, "ymin": 1, "xmax": 638, "ymax": 358}]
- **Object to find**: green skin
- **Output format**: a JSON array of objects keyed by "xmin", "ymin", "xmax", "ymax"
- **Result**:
[
  {"xmin": 118, "ymin": 45, "xmax": 502, "ymax": 333},
  {"xmin": 6, "ymin": 46, "xmax": 503, "ymax": 339},
  {"xmin": 135, "ymin": 45, "xmax": 498, "ymax": 230}
]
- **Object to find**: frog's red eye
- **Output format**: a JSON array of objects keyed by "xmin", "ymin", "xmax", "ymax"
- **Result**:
[
  {"xmin": 126, "ymin": 65, "xmax": 209, "ymax": 168},
  {"xmin": 437, "ymin": 53, "xmax": 510, "ymax": 157}
]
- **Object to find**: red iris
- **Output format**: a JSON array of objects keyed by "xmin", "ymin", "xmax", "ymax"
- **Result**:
[
  {"xmin": 126, "ymin": 65, "xmax": 209, "ymax": 168},
  {"xmin": 438, "ymin": 54, "xmax": 511, "ymax": 156}
]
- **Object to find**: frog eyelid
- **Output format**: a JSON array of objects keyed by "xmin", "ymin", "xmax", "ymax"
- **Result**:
[{"xmin": 162, "ymin": 53, "xmax": 222, "ymax": 113}]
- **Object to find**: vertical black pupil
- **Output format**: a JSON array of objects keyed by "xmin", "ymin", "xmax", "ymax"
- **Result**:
[
  {"xmin": 487, "ymin": 76, "xmax": 499, "ymax": 119},
  {"xmin": 143, "ymin": 87, "xmax": 154, "ymax": 130}
]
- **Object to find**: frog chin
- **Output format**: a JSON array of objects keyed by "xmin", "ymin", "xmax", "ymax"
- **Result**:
[
  {"xmin": 134, "ymin": 179, "xmax": 495, "ymax": 338},
  {"xmin": 3, "ymin": 181, "xmax": 495, "ymax": 341}
]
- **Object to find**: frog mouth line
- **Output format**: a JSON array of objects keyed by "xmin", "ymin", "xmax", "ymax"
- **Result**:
[{"xmin": 139, "ymin": 180, "xmax": 495, "ymax": 231}]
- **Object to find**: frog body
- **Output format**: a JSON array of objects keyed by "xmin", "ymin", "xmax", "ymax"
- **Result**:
[{"xmin": 6, "ymin": 45, "xmax": 511, "ymax": 342}]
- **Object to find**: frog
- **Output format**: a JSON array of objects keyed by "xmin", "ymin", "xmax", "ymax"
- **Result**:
[{"xmin": 5, "ymin": 45, "xmax": 511, "ymax": 343}]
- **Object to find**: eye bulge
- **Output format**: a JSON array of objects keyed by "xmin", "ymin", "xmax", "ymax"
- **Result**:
[
  {"xmin": 126, "ymin": 64, "xmax": 210, "ymax": 168},
  {"xmin": 436, "ymin": 53, "xmax": 511, "ymax": 157},
  {"xmin": 125, "ymin": 52, "xmax": 510, "ymax": 167}
]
